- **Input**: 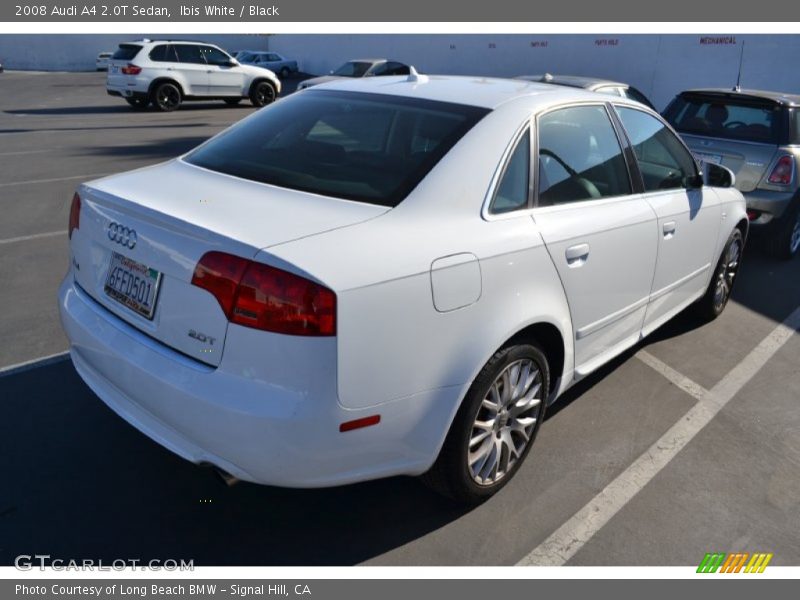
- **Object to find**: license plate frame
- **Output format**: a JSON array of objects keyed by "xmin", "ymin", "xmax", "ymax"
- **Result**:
[{"xmin": 103, "ymin": 252, "xmax": 162, "ymax": 320}]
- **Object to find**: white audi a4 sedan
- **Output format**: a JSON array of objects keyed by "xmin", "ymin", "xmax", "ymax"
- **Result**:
[{"xmin": 59, "ymin": 75, "xmax": 747, "ymax": 502}]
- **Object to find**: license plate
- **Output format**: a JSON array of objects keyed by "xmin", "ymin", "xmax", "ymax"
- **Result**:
[
  {"xmin": 110, "ymin": 65, "xmax": 119, "ymax": 74},
  {"xmin": 694, "ymin": 152, "xmax": 723, "ymax": 165},
  {"xmin": 104, "ymin": 252, "xmax": 162, "ymax": 320}
]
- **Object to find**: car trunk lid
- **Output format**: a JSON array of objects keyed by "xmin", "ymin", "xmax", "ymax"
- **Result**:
[{"xmin": 70, "ymin": 160, "xmax": 386, "ymax": 366}]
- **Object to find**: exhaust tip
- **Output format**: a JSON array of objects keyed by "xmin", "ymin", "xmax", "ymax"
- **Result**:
[{"xmin": 201, "ymin": 462, "xmax": 240, "ymax": 487}]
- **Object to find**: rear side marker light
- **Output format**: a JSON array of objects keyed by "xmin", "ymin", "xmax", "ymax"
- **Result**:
[
  {"xmin": 767, "ymin": 155, "xmax": 794, "ymax": 185},
  {"xmin": 68, "ymin": 193, "xmax": 80, "ymax": 239},
  {"xmin": 339, "ymin": 415, "xmax": 381, "ymax": 432},
  {"xmin": 191, "ymin": 251, "xmax": 336, "ymax": 336},
  {"xmin": 121, "ymin": 64, "xmax": 142, "ymax": 75}
]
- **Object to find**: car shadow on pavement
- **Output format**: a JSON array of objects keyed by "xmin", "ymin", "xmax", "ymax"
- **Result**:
[
  {"xmin": 82, "ymin": 137, "xmax": 213, "ymax": 160},
  {"xmin": 0, "ymin": 360, "xmax": 471, "ymax": 566}
]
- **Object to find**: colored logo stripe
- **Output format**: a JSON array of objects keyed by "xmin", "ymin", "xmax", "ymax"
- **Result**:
[{"xmin": 697, "ymin": 552, "xmax": 773, "ymax": 573}]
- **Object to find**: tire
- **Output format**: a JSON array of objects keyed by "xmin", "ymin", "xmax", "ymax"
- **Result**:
[
  {"xmin": 421, "ymin": 343, "xmax": 549, "ymax": 504},
  {"xmin": 125, "ymin": 97, "xmax": 149, "ymax": 110},
  {"xmin": 765, "ymin": 201, "xmax": 800, "ymax": 260},
  {"xmin": 279, "ymin": 67, "xmax": 290, "ymax": 79},
  {"xmin": 249, "ymin": 80, "xmax": 276, "ymax": 107},
  {"xmin": 151, "ymin": 82, "xmax": 182, "ymax": 112},
  {"xmin": 224, "ymin": 98, "xmax": 242, "ymax": 106},
  {"xmin": 694, "ymin": 228, "xmax": 744, "ymax": 321}
]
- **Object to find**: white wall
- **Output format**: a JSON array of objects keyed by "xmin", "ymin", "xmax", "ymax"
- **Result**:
[
  {"xmin": 0, "ymin": 34, "xmax": 268, "ymax": 72},
  {"xmin": 268, "ymin": 34, "xmax": 800, "ymax": 110}
]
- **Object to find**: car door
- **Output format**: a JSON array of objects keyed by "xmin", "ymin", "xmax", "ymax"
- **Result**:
[
  {"xmin": 613, "ymin": 105, "xmax": 722, "ymax": 335},
  {"xmin": 173, "ymin": 44, "xmax": 210, "ymax": 95},
  {"xmin": 201, "ymin": 46, "xmax": 246, "ymax": 96},
  {"xmin": 532, "ymin": 103, "xmax": 659, "ymax": 377},
  {"xmin": 615, "ymin": 105, "xmax": 722, "ymax": 334}
]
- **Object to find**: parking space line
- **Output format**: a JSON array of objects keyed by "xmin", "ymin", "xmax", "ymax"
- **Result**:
[
  {"xmin": 517, "ymin": 306, "xmax": 800, "ymax": 566},
  {"xmin": 0, "ymin": 230, "xmax": 65, "ymax": 245},
  {"xmin": 635, "ymin": 350, "xmax": 709, "ymax": 402},
  {"xmin": 0, "ymin": 351, "xmax": 70, "ymax": 378},
  {"xmin": 0, "ymin": 173, "xmax": 110, "ymax": 188}
]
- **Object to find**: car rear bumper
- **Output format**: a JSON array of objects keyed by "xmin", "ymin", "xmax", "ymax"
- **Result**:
[
  {"xmin": 58, "ymin": 275, "xmax": 455, "ymax": 488},
  {"xmin": 743, "ymin": 188, "xmax": 798, "ymax": 228}
]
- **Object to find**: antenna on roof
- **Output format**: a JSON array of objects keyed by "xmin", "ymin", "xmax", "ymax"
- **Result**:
[
  {"xmin": 407, "ymin": 66, "xmax": 428, "ymax": 84},
  {"xmin": 734, "ymin": 39, "xmax": 745, "ymax": 92}
]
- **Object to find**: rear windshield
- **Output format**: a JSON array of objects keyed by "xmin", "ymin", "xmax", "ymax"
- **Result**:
[
  {"xmin": 664, "ymin": 94, "xmax": 786, "ymax": 144},
  {"xmin": 112, "ymin": 44, "xmax": 142, "ymax": 61},
  {"xmin": 185, "ymin": 90, "xmax": 489, "ymax": 207}
]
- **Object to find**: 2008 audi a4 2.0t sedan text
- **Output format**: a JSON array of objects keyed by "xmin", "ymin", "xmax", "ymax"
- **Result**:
[{"xmin": 59, "ymin": 73, "xmax": 748, "ymax": 502}]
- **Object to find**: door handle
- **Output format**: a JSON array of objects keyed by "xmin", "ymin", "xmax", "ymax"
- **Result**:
[
  {"xmin": 663, "ymin": 221, "xmax": 677, "ymax": 239},
  {"xmin": 166, "ymin": 67, "xmax": 174, "ymax": 71},
  {"xmin": 565, "ymin": 243, "xmax": 590, "ymax": 267}
]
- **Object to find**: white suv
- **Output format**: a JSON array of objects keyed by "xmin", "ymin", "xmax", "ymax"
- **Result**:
[{"xmin": 106, "ymin": 39, "xmax": 282, "ymax": 112}]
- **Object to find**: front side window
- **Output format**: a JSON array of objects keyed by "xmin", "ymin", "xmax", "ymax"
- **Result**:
[
  {"xmin": 490, "ymin": 129, "xmax": 530, "ymax": 214},
  {"xmin": 615, "ymin": 106, "xmax": 698, "ymax": 192},
  {"xmin": 200, "ymin": 46, "xmax": 231, "ymax": 66},
  {"xmin": 186, "ymin": 90, "xmax": 489, "ymax": 207},
  {"xmin": 537, "ymin": 105, "xmax": 631, "ymax": 205}
]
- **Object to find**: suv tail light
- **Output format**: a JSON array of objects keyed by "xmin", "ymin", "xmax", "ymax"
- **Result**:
[
  {"xmin": 191, "ymin": 251, "xmax": 336, "ymax": 336},
  {"xmin": 121, "ymin": 64, "xmax": 142, "ymax": 75},
  {"xmin": 68, "ymin": 193, "xmax": 80, "ymax": 239},
  {"xmin": 767, "ymin": 155, "xmax": 794, "ymax": 185}
]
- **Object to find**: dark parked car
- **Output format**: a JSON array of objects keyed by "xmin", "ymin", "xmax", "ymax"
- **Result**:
[
  {"xmin": 663, "ymin": 88, "xmax": 800, "ymax": 259},
  {"xmin": 516, "ymin": 73, "xmax": 656, "ymax": 111}
]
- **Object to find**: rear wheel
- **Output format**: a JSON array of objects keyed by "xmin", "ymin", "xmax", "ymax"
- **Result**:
[
  {"xmin": 249, "ymin": 81, "xmax": 276, "ymax": 107},
  {"xmin": 125, "ymin": 97, "xmax": 149, "ymax": 110},
  {"xmin": 694, "ymin": 228, "xmax": 744, "ymax": 321},
  {"xmin": 152, "ymin": 82, "xmax": 182, "ymax": 112},
  {"xmin": 422, "ymin": 343, "xmax": 548, "ymax": 503},
  {"xmin": 766, "ymin": 202, "xmax": 800, "ymax": 260}
]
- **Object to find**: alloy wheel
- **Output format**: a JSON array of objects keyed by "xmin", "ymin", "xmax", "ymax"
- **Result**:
[
  {"xmin": 467, "ymin": 359, "xmax": 543, "ymax": 486},
  {"xmin": 713, "ymin": 237, "xmax": 742, "ymax": 310}
]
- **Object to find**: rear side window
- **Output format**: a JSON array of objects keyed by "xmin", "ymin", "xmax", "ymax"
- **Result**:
[
  {"xmin": 664, "ymin": 94, "xmax": 785, "ymax": 143},
  {"xmin": 490, "ymin": 129, "xmax": 530, "ymax": 214},
  {"xmin": 112, "ymin": 44, "xmax": 141, "ymax": 61},
  {"xmin": 149, "ymin": 44, "xmax": 177, "ymax": 62},
  {"xmin": 174, "ymin": 44, "xmax": 205, "ymax": 64},
  {"xmin": 537, "ymin": 105, "xmax": 631, "ymax": 206},
  {"xmin": 186, "ymin": 90, "xmax": 489, "ymax": 207},
  {"xmin": 615, "ymin": 106, "xmax": 698, "ymax": 192}
]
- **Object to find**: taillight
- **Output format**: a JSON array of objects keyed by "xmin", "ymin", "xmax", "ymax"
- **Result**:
[
  {"xmin": 68, "ymin": 193, "xmax": 80, "ymax": 239},
  {"xmin": 121, "ymin": 64, "xmax": 142, "ymax": 75},
  {"xmin": 767, "ymin": 155, "xmax": 794, "ymax": 185},
  {"xmin": 191, "ymin": 251, "xmax": 336, "ymax": 336}
]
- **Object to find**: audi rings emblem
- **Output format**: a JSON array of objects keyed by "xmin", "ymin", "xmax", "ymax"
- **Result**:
[{"xmin": 107, "ymin": 222, "xmax": 137, "ymax": 249}]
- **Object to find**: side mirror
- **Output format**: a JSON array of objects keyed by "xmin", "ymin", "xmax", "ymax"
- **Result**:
[
  {"xmin": 703, "ymin": 161, "xmax": 736, "ymax": 188},
  {"xmin": 684, "ymin": 172, "xmax": 704, "ymax": 189}
]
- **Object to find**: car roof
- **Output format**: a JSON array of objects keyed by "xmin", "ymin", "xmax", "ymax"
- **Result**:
[
  {"xmin": 517, "ymin": 74, "xmax": 628, "ymax": 90},
  {"xmin": 680, "ymin": 88, "xmax": 800, "ymax": 107},
  {"xmin": 303, "ymin": 74, "xmax": 629, "ymax": 110}
]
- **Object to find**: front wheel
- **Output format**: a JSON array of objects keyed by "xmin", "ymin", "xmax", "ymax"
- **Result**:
[
  {"xmin": 249, "ymin": 81, "xmax": 276, "ymax": 107},
  {"xmin": 694, "ymin": 228, "xmax": 744, "ymax": 321},
  {"xmin": 422, "ymin": 343, "xmax": 549, "ymax": 503}
]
